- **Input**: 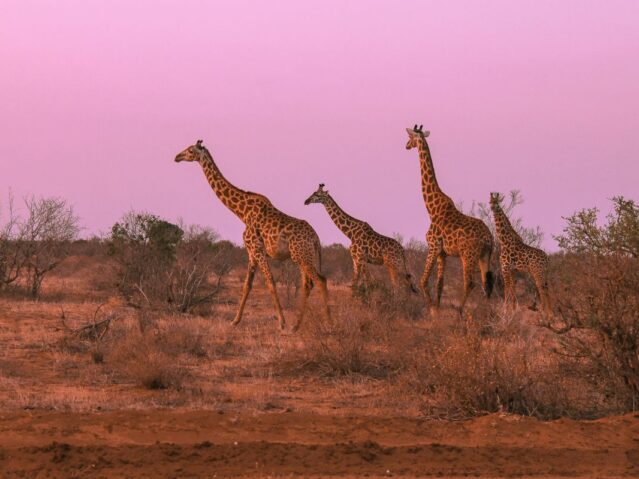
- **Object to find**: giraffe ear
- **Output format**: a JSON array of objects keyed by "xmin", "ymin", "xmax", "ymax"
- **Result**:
[
  {"xmin": 422, "ymin": 130, "xmax": 430, "ymax": 137},
  {"xmin": 406, "ymin": 128, "xmax": 417, "ymax": 136}
]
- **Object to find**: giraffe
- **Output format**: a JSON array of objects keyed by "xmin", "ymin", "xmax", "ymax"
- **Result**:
[
  {"xmin": 489, "ymin": 192, "xmax": 551, "ymax": 314},
  {"xmin": 405, "ymin": 125, "xmax": 494, "ymax": 313},
  {"xmin": 304, "ymin": 183, "xmax": 418, "ymax": 294},
  {"xmin": 175, "ymin": 140, "xmax": 330, "ymax": 331}
]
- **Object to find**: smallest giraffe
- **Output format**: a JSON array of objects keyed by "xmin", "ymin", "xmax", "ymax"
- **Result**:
[
  {"xmin": 304, "ymin": 184, "xmax": 418, "ymax": 294},
  {"xmin": 489, "ymin": 192, "xmax": 551, "ymax": 314}
]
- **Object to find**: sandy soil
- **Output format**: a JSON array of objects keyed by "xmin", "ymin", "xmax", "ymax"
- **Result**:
[{"xmin": 0, "ymin": 409, "xmax": 638, "ymax": 478}]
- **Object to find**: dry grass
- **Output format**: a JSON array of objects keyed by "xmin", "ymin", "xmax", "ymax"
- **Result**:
[{"xmin": 0, "ymin": 249, "xmax": 634, "ymax": 419}]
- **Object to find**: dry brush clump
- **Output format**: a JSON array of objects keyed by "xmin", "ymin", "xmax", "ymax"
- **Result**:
[
  {"xmin": 108, "ymin": 212, "xmax": 242, "ymax": 313},
  {"xmin": 0, "ymin": 193, "xmax": 80, "ymax": 298},
  {"xmin": 545, "ymin": 254, "xmax": 639, "ymax": 411},
  {"xmin": 100, "ymin": 313, "xmax": 222, "ymax": 390},
  {"xmin": 55, "ymin": 306, "xmax": 217, "ymax": 391},
  {"xmin": 273, "ymin": 300, "xmax": 410, "ymax": 379},
  {"xmin": 406, "ymin": 309, "xmax": 589, "ymax": 420}
]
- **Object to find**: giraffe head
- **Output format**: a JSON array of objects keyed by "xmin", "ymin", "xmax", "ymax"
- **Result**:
[
  {"xmin": 489, "ymin": 192, "xmax": 504, "ymax": 210},
  {"xmin": 405, "ymin": 124, "xmax": 430, "ymax": 150},
  {"xmin": 175, "ymin": 139, "xmax": 207, "ymax": 163},
  {"xmin": 304, "ymin": 183, "xmax": 331, "ymax": 205}
]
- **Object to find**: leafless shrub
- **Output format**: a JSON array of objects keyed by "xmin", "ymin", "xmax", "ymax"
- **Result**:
[
  {"xmin": 0, "ymin": 193, "xmax": 24, "ymax": 289},
  {"xmin": 21, "ymin": 196, "xmax": 80, "ymax": 298},
  {"xmin": 0, "ymin": 194, "xmax": 79, "ymax": 297},
  {"xmin": 319, "ymin": 243, "xmax": 353, "ymax": 284},
  {"xmin": 543, "ymin": 254, "xmax": 639, "ymax": 411},
  {"xmin": 403, "ymin": 237, "xmax": 427, "ymax": 281},
  {"xmin": 270, "ymin": 259, "xmax": 300, "ymax": 305}
]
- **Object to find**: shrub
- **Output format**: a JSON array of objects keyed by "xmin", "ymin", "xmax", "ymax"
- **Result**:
[
  {"xmin": 275, "ymin": 302, "xmax": 405, "ymax": 378},
  {"xmin": 555, "ymin": 196, "xmax": 638, "ymax": 257},
  {"xmin": 0, "ymin": 194, "xmax": 80, "ymax": 297},
  {"xmin": 411, "ymin": 311, "xmax": 577, "ymax": 419},
  {"xmin": 544, "ymin": 254, "xmax": 639, "ymax": 411},
  {"xmin": 320, "ymin": 243, "xmax": 353, "ymax": 284},
  {"xmin": 108, "ymin": 212, "xmax": 233, "ymax": 312},
  {"xmin": 105, "ymin": 316, "xmax": 195, "ymax": 390}
]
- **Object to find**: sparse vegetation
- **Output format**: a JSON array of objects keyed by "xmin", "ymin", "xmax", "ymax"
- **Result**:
[{"xmin": 0, "ymin": 197, "xmax": 637, "ymax": 422}]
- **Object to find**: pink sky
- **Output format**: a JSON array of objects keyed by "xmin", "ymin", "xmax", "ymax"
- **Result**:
[{"xmin": 1, "ymin": 1, "xmax": 638, "ymax": 249}]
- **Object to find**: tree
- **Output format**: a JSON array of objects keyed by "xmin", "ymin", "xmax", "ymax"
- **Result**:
[
  {"xmin": 0, "ymin": 193, "xmax": 25, "ymax": 288},
  {"xmin": 21, "ymin": 196, "xmax": 80, "ymax": 298},
  {"xmin": 555, "ymin": 196, "xmax": 639, "ymax": 257}
]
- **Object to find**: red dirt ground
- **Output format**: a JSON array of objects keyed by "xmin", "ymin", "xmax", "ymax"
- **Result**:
[{"xmin": 1, "ymin": 409, "xmax": 638, "ymax": 478}]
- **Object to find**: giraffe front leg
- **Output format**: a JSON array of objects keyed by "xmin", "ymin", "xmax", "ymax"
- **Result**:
[
  {"xmin": 531, "ymin": 269, "xmax": 551, "ymax": 317},
  {"xmin": 459, "ymin": 253, "xmax": 478, "ymax": 314},
  {"xmin": 253, "ymin": 253, "xmax": 286, "ymax": 330},
  {"xmin": 420, "ymin": 246, "xmax": 440, "ymax": 314},
  {"xmin": 502, "ymin": 264, "xmax": 517, "ymax": 310},
  {"xmin": 232, "ymin": 259, "xmax": 257, "ymax": 326},
  {"xmin": 291, "ymin": 272, "xmax": 313, "ymax": 332},
  {"xmin": 384, "ymin": 261, "xmax": 400, "ymax": 291},
  {"xmin": 351, "ymin": 260, "xmax": 364, "ymax": 292}
]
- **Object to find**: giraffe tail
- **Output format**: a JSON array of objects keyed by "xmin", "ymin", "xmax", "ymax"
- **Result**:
[
  {"xmin": 485, "ymin": 271, "xmax": 495, "ymax": 298},
  {"xmin": 407, "ymin": 274, "xmax": 419, "ymax": 294}
]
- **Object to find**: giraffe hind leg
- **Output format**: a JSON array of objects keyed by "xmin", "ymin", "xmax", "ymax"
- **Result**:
[
  {"xmin": 232, "ymin": 260, "xmax": 257, "ymax": 326},
  {"xmin": 459, "ymin": 254, "xmax": 478, "ymax": 314},
  {"xmin": 254, "ymin": 252, "xmax": 287, "ymax": 330},
  {"xmin": 420, "ymin": 245, "xmax": 441, "ymax": 315},
  {"xmin": 292, "ymin": 272, "xmax": 313, "ymax": 332},
  {"xmin": 435, "ymin": 255, "xmax": 446, "ymax": 307}
]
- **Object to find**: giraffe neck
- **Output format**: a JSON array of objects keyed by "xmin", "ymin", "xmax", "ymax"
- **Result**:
[
  {"xmin": 492, "ymin": 204, "xmax": 523, "ymax": 245},
  {"xmin": 322, "ymin": 195, "xmax": 366, "ymax": 240},
  {"xmin": 198, "ymin": 148, "xmax": 261, "ymax": 223},
  {"xmin": 416, "ymin": 138, "xmax": 450, "ymax": 217}
]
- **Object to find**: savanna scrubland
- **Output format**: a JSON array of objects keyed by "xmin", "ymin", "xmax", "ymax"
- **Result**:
[{"xmin": 0, "ymin": 193, "xmax": 637, "ymax": 478}]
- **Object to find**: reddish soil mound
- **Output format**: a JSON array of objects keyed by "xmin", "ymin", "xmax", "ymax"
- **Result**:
[{"xmin": 1, "ymin": 410, "xmax": 637, "ymax": 478}]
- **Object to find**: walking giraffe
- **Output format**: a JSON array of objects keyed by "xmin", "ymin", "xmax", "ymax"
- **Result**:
[
  {"xmin": 175, "ymin": 140, "xmax": 330, "ymax": 331},
  {"xmin": 489, "ymin": 192, "xmax": 550, "ymax": 314},
  {"xmin": 405, "ymin": 125, "xmax": 494, "ymax": 313},
  {"xmin": 304, "ymin": 183, "xmax": 418, "ymax": 294}
]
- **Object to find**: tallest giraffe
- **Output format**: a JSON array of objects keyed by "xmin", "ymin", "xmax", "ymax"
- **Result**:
[{"xmin": 405, "ymin": 125, "xmax": 494, "ymax": 313}]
